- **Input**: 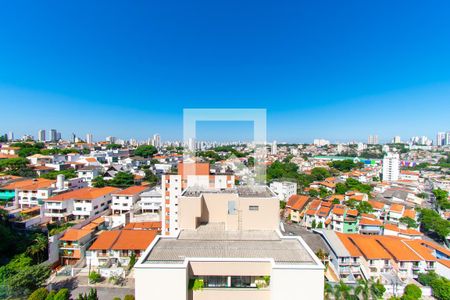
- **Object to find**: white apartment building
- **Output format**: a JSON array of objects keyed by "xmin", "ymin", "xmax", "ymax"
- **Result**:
[
  {"xmin": 44, "ymin": 187, "xmax": 120, "ymax": 221},
  {"xmin": 15, "ymin": 178, "xmax": 56, "ymax": 208},
  {"xmin": 77, "ymin": 166, "xmax": 101, "ymax": 186},
  {"xmin": 111, "ymin": 186, "xmax": 149, "ymax": 214},
  {"xmin": 161, "ymin": 162, "xmax": 235, "ymax": 235},
  {"xmin": 139, "ymin": 188, "xmax": 163, "ymax": 213},
  {"xmin": 269, "ymin": 181, "xmax": 297, "ymax": 202},
  {"xmin": 135, "ymin": 186, "xmax": 324, "ymax": 300},
  {"xmin": 382, "ymin": 152, "xmax": 400, "ymax": 182}
]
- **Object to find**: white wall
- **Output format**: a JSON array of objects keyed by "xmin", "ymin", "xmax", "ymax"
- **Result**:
[
  {"xmin": 135, "ymin": 266, "xmax": 187, "ymax": 300},
  {"xmin": 270, "ymin": 267, "xmax": 324, "ymax": 300}
]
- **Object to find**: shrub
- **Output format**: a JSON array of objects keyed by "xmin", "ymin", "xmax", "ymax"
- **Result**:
[
  {"xmin": 28, "ymin": 288, "xmax": 48, "ymax": 300},
  {"xmin": 124, "ymin": 295, "xmax": 135, "ymax": 300},
  {"xmin": 188, "ymin": 278, "xmax": 204, "ymax": 291},
  {"xmin": 45, "ymin": 290, "xmax": 57, "ymax": 300},
  {"xmin": 403, "ymin": 284, "xmax": 421, "ymax": 300},
  {"xmin": 113, "ymin": 298, "xmax": 121, "ymax": 300},
  {"xmin": 54, "ymin": 288, "xmax": 70, "ymax": 300},
  {"xmin": 88, "ymin": 271, "xmax": 101, "ymax": 283}
]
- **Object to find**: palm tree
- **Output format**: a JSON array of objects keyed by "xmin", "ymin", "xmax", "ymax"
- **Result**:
[
  {"xmin": 334, "ymin": 280, "xmax": 352, "ymax": 300},
  {"xmin": 324, "ymin": 282, "xmax": 334, "ymax": 300},
  {"xmin": 27, "ymin": 234, "xmax": 48, "ymax": 263},
  {"xmin": 354, "ymin": 279, "xmax": 370, "ymax": 300}
]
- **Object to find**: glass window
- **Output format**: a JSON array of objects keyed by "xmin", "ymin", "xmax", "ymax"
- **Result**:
[{"xmin": 249, "ymin": 205, "xmax": 259, "ymax": 211}]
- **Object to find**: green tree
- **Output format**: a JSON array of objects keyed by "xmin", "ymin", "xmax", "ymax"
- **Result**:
[
  {"xmin": 143, "ymin": 169, "xmax": 158, "ymax": 185},
  {"xmin": 128, "ymin": 252, "xmax": 137, "ymax": 270},
  {"xmin": 247, "ymin": 157, "xmax": 255, "ymax": 167},
  {"xmin": 28, "ymin": 287, "xmax": 48, "ymax": 300},
  {"xmin": 402, "ymin": 284, "xmax": 421, "ymax": 300},
  {"xmin": 54, "ymin": 288, "xmax": 70, "ymax": 300},
  {"xmin": 335, "ymin": 183, "xmax": 348, "ymax": 194},
  {"xmin": 41, "ymin": 169, "xmax": 77, "ymax": 180},
  {"xmin": 334, "ymin": 281, "xmax": 352, "ymax": 300},
  {"xmin": 45, "ymin": 290, "xmax": 57, "ymax": 300},
  {"xmin": 419, "ymin": 208, "xmax": 450, "ymax": 241},
  {"xmin": 356, "ymin": 201, "xmax": 373, "ymax": 215},
  {"xmin": 329, "ymin": 159, "xmax": 360, "ymax": 172},
  {"xmin": 354, "ymin": 279, "xmax": 370, "ymax": 300},
  {"xmin": 370, "ymin": 279, "xmax": 386, "ymax": 299},
  {"xmin": 109, "ymin": 172, "xmax": 135, "ymax": 188},
  {"xmin": 106, "ymin": 143, "xmax": 122, "ymax": 150},
  {"xmin": 399, "ymin": 216, "xmax": 418, "ymax": 228},
  {"xmin": 26, "ymin": 234, "xmax": 48, "ymax": 263},
  {"xmin": 92, "ymin": 176, "xmax": 106, "ymax": 188},
  {"xmin": 123, "ymin": 295, "xmax": 135, "ymax": 300},
  {"xmin": 5, "ymin": 263, "xmax": 51, "ymax": 298},
  {"xmin": 310, "ymin": 167, "xmax": 331, "ymax": 181},
  {"xmin": 324, "ymin": 282, "xmax": 333, "ymax": 300},
  {"xmin": 309, "ymin": 189, "xmax": 319, "ymax": 198},
  {"xmin": 433, "ymin": 189, "xmax": 450, "ymax": 210},
  {"xmin": 317, "ymin": 222, "xmax": 323, "ymax": 229},
  {"xmin": 311, "ymin": 219, "xmax": 317, "ymax": 229},
  {"xmin": 134, "ymin": 145, "xmax": 157, "ymax": 158},
  {"xmin": 0, "ymin": 157, "xmax": 36, "ymax": 177}
]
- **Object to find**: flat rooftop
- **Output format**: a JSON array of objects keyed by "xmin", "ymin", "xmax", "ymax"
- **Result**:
[
  {"xmin": 143, "ymin": 223, "xmax": 316, "ymax": 265},
  {"xmin": 182, "ymin": 185, "xmax": 276, "ymax": 198}
]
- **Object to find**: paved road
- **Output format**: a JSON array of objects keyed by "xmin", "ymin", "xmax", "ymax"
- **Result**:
[
  {"xmin": 71, "ymin": 286, "xmax": 134, "ymax": 300},
  {"xmin": 50, "ymin": 276, "xmax": 135, "ymax": 300}
]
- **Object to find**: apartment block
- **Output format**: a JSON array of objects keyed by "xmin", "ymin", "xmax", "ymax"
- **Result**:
[
  {"xmin": 161, "ymin": 162, "xmax": 235, "ymax": 235},
  {"xmin": 111, "ymin": 185, "xmax": 149, "ymax": 214},
  {"xmin": 135, "ymin": 186, "xmax": 324, "ymax": 300},
  {"xmin": 44, "ymin": 187, "xmax": 120, "ymax": 221}
]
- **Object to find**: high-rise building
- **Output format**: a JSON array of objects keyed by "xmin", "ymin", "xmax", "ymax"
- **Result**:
[
  {"xmin": 313, "ymin": 139, "xmax": 330, "ymax": 146},
  {"xmin": 56, "ymin": 132, "xmax": 61, "ymax": 141},
  {"xmin": 271, "ymin": 140, "xmax": 277, "ymax": 155},
  {"xmin": 50, "ymin": 129, "xmax": 57, "ymax": 142},
  {"xmin": 7, "ymin": 132, "xmax": 14, "ymax": 141},
  {"xmin": 368, "ymin": 135, "xmax": 379, "ymax": 145},
  {"xmin": 86, "ymin": 133, "xmax": 93, "ymax": 144},
  {"xmin": 106, "ymin": 136, "xmax": 116, "ymax": 144},
  {"xmin": 38, "ymin": 130, "xmax": 46, "ymax": 142},
  {"xmin": 152, "ymin": 134, "xmax": 161, "ymax": 148},
  {"xmin": 382, "ymin": 152, "xmax": 400, "ymax": 182},
  {"xmin": 161, "ymin": 162, "xmax": 235, "ymax": 235},
  {"xmin": 392, "ymin": 136, "xmax": 401, "ymax": 144},
  {"xmin": 134, "ymin": 185, "xmax": 324, "ymax": 300},
  {"xmin": 436, "ymin": 132, "xmax": 447, "ymax": 146}
]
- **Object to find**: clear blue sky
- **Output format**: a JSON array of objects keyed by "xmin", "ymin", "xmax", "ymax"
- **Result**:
[{"xmin": 1, "ymin": 1, "xmax": 450, "ymax": 143}]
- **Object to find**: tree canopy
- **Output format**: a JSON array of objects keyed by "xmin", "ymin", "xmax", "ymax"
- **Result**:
[{"xmin": 134, "ymin": 145, "xmax": 157, "ymax": 158}]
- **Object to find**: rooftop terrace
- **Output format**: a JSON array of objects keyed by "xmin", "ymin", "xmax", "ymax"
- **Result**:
[
  {"xmin": 182, "ymin": 185, "xmax": 276, "ymax": 198},
  {"xmin": 142, "ymin": 223, "xmax": 316, "ymax": 265}
]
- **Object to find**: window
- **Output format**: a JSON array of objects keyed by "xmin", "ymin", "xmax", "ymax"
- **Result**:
[
  {"xmin": 249, "ymin": 205, "xmax": 259, "ymax": 211},
  {"xmin": 228, "ymin": 201, "xmax": 237, "ymax": 215}
]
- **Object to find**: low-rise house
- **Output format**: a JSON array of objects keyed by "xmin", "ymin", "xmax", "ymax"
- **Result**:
[
  {"xmin": 0, "ymin": 178, "xmax": 55, "ymax": 208},
  {"xmin": 87, "ymin": 229, "xmax": 158, "ymax": 267},
  {"xmin": 124, "ymin": 221, "xmax": 162, "ymax": 232},
  {"xmin": 368, "ymin": 200, "xmax": 385, "ymax": 218},
  {"xmin": 359, "ymin": 214, "xmax": 383, "ymax": 235},
  {"xmin": 316, "ymin": 230, "xmax": 449, "ymax": 283},
  {"xmin": 59, "ymin": 228, "xmax": 94, "ymax": 265},
  {"xmin": 44, "ymin": 187, "xmax": 120, "ymax": 221},
  {"xmin": 111, "ymin": 185, "xmax": 149, "ymax": 214},
  {"xmin": 285, "ymin": 195, "xmax": 310, "ymax": 222},
  {"xmin": 269, "ymin": 181, "xmax": 297, "ymax": 201},
  {"xmin": 383, "ymin": 223, "xmax": 423, "ymax": 240},
  {"xmin": 138, "ymin": 188, "xmax": 162, "ymax": 214},
  {"xmin": 387, "ymin": 204, "xmax": 405, "ymax": 224},
  {"xmin": 77, "ymin": 166, "xmax": 101, "ymax": 186}
]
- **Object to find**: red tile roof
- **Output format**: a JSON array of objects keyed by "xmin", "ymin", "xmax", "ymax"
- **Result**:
[
  {"xmin": 113, "ymin": 185, "xmax": 149, "ymax": 196},
  {"xmin": 47, "ymin": 186, "xmax": 120, "ymax": 202}
]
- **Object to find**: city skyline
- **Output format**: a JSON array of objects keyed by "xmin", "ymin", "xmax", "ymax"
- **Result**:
[{"xmin": 1, "ymin": 1, "xmax": 450, "ymax": 141}]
